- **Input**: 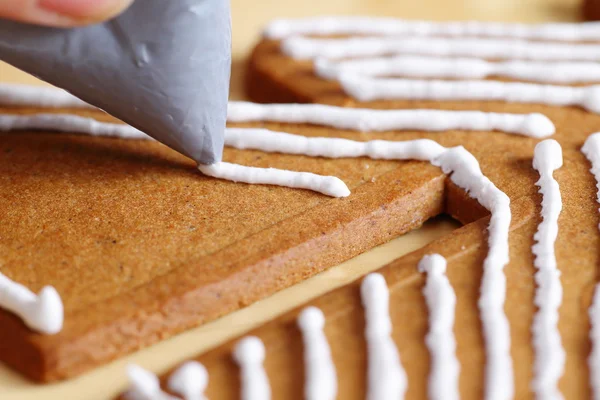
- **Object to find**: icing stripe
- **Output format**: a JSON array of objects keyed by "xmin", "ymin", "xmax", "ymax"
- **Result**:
[
  {"xmin": 233, "ymin": 336, "xmax": 271, "ymax": 400},
  {"xmin": 582, "ymin": 132, "xmax": 600, "ymax": 400},
  {"xmin": 197, "ymin": 162, "xmax": 350, "ymax": 198},
  {"xmin": 0, "ymin": 106, "xmax": 556, "ymax": 140},
  {"xmin": 583, "ymin": 133, "xmax": 600, "ymax": 210},
  {"xmin": 418, "ymin": 254, "xmax": 460, "ymax": 400},
  {"xmin": 125, "ymin": 364, "xmax": 178, "ymax": 400},
  {"xmin": 167, "ymin": 362, "xmax": 209, "ymax": 400},
  {"xmin": 227, "ymin": 102, "xmax": 555, "ymax": 138},
  {"xmin": 0, "ymin": 276, "xmax": 63, "ymax": 335},
  {"xmin": 297, "ymin": 307, "xmax": 337, "ymax": 400},
  {"xmin": 226, "ymin": 129, "xmax": 446, "ymax": 160},
  {"xmin": 265, "ymin": 17, "xmax": 600, "ymax": 42},
  {"xmin": 590, "ymin": 285, "xmax": 600, "ymax": 400},
  {"xmin": 432, "ymin": 147, "xmax": 513, "ymax": 400},
  {"xmin": 531, "ymin": 139, "xmax": 565, "ymax": 399},
  {"xmin": 339, "ymin": 77, "xmax": 600, "ymax": 114},
  {"xmin": 282, "ymin": 36, "xmax": 600, "ymax": 62},
  {"xmin": 0, "ymin": 113, "xmax": 149, "ymax": 139},
  {"xmin": 316, "ymin": 56, "xmax": 600, "ymax": 85},
  {"xmin": 360, "ymin": 273, "xmax": 408, "ymax": 400},
  {"xmin": 0, "ymin": 83, "xmax": 90, "ymax": 109}
]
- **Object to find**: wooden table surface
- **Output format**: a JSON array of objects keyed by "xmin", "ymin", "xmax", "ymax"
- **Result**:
[{"xmin": 0, "ymin": 0, "xmax": 581, "ymax": 398}]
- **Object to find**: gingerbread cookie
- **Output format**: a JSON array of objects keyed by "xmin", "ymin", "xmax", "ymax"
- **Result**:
[
  {"xmin": 111, "ymin": 17, "xmax": 600, "ymax": 399},
  {"xmin": 0, "ymin": 84, "xmax": 511, "ymax": 382}
]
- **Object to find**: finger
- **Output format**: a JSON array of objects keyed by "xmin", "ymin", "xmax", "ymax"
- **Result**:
[{"xmin": 0, "ymin": 0, "xmax": 134, "ymax": 27}]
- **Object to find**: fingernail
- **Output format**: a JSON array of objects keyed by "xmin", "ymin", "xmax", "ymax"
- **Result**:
[{"xmin": 38, "ymin": 0, "xmax": 132, "ymax": 23}]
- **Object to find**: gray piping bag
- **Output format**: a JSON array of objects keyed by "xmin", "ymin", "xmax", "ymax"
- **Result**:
[{"xmin": 0, "ymin": 0, "xmax": 231, "ymax": 164}]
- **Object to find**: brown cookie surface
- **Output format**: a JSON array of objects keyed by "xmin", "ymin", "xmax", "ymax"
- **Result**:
[{"xmin": 0, "ymin": 105, "xmax": 449, "ymax": 382}]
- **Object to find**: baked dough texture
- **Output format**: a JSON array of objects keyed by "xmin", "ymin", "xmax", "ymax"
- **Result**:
[{"xmin": 111, "ymin": 23, "xmax": 600, "ymax": 399}]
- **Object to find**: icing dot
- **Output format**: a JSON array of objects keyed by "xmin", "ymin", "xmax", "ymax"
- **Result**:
[
  {"xmin": 168, "ymin": 361, "xmax": 209, "ymax": 399},
  {"xmin": 298, "ymin": 306, "xmax": 326, "ymax": 331},
  {"xmin": 234, "ymin": 336, "xmax": 266, "ymax": 365}
]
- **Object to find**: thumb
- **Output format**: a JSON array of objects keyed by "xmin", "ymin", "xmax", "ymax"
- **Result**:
[{"xmin": 0, "ymin": 0, "xmax": 134, "ymax": 27}]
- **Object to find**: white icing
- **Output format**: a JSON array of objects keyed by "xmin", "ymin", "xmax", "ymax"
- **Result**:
[
  {"xmin": 265, "ymin": 17, "xmax": 600, "ymax": 42},
  {"xmin": 582, "ymin": 132, "xmax": 600, "ymax": 400},
  {"xmin": 228, "ymin": 102, "xmax": 555, "ymax": 138},
  {"xmin": 339, "ymin": 77, "xmax": 600, "ymax": 114},
  {"xmin": 233, "ymin": 336, "xmax": 271, "ymax": 400},
  {"xmin": 0, "ymin": 274, "xmax": 63, "ymax": 335},
  {"xmin": 297, "ymin": 306, "xmax": 337, "ymax": 400},
  {"xmin": 168, "ymin": 361, "xmax": 209, "ymax": 400},
  {"xmin": 582, "ymin": 133, "xmax": 600, "ymax": 216},
  {"xmin": 197, "ymin": 162, "xmax": 350, "ymax": 198},
  {"xmin": 282, "ymin": 36, "xmax": 600, "ymax": 62},
  {"xmin": 0, "ymin": 113, "xmax": 149, "ymax": 139},
  {"xmin": 418, "ymin": 254, "xmax": 460, "ymax": 400},
  {"xmin": 125, "ymin": 364, "xmax": 177, "ymax": 400},
  {"xmin": 433, "ymin": 146, "xmax": 513, "ymax": 400},
  {"xmin": 360, "ymin": 273, "xmax": 407, "ymax": 400},
  {"xmin": 590, "ymin": 285, "xmax": 600, "ymax": 400},
  {"xmin": 226, "ymin": 129, "xmax": 446, "ymax": 160},
  {"xmin": 0, "ymin": 83, "xmax": 90, "ymax": 109},
  {"xmin": 315, "ymin": 56, "xmax": 600, "ymax": 84},
  {"xmin": 531, "ymin": 139, "xmax": 565, "ymax": 400}
]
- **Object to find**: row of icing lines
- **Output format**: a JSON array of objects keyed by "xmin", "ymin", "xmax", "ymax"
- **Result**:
[
  {"xmin": 1, "ymin": 90, "xmax": 598, "ymax": 400},
  {"xmin": 121, "ymin": 137, "xmax": 598, "ymax": 400},
  {"xmin": 4, "ymin": 15, "xmax": 600, "ymax": 399},
  {"xmin": 267, "ymin": 17, "xmax": 600, "ymax": 109},
  {"xmin": 124, "ymin": 261, "xmax": 444, "ymax": 400}
]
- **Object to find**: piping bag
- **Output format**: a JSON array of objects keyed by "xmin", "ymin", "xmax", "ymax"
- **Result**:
[{"xmin": 0, "ymin": 0, "xmax": 231, "ymax": 165}]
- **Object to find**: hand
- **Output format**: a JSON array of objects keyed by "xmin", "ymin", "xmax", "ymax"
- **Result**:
[{"xmin": 0, "ymin": 0, "xmax": 134, "ymax": 27}]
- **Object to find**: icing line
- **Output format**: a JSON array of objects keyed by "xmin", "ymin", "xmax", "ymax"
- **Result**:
[
  {"xmin": 432, "ymin": 146, "xmax": 513, "ymax": 400},
  {"xmin": 582, "ymin": 132, "xmax": 600, "ymax": 400},
  {"xmin": 338, "ymin": 77, "xmax": 600, "ymax": 114},
  {"xmin": 590, "ymin": 285, "xmax": 600, "ymax": 400},
  {"xmin": 265, "ymin": 17, "xmax": 600, "ymax": 42},
  {"xmin": 0, "ymin": 113, "xmax": 149, "ymax": 139},
  {"xmin": 297, "ymin": 306, "xmax": 337, "ymax": 400},
  {"xmin": 360, "ymin": 273, "xmax": 408, "ymax": 400},
  {"xmin": 583, "ymin": 133, "xmax": 600, "ymax": 218},
  {"xmin": 531, "ymin": 139, "xmax": 565, "ymax": 399},
  {"xmin": 418, "ymin": 254, "xmax": 460, "ymax": 400},
  {"xmin": 0, "ymin": 83, "xmax": 91, "ymax": 109},
  {"xmin": 0, "ymin": 106, "xmax": 555, "ymax": 139},
  {"xmin": 315, "ymin": 56, "xmax": 600, "ymax": 85},
  {"xmin": 233, "ymin": 336, "xmax": 271, "ymax": 400},
  {"xmin": 282, "ymin": 36, "xmax": 600, "ymax": 62},
  {"xmin": 227, "ymin": 102, "xmax": 554, "ymax": 138},
  {"xmin": 197, "ymin": 162, "xmax": 350, "ymax": 198}
]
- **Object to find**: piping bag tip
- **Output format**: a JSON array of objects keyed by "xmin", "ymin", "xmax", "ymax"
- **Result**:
[{"xmin": 0, "ymin": 0, "xmax": 231, "ymax": 165}]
